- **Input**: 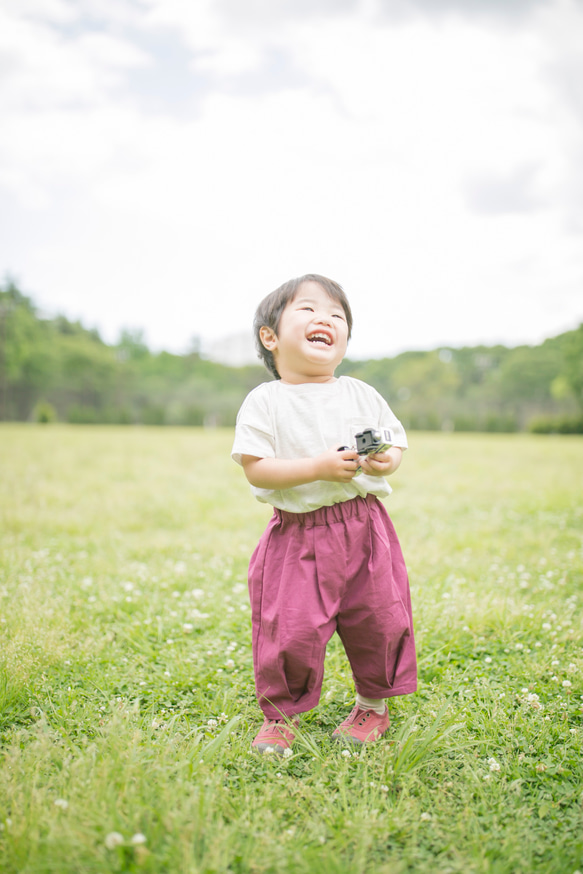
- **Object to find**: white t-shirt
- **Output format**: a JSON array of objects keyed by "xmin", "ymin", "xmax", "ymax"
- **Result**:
[{"xmin": 232, "ymin": 376, "xmax": 408, "ymax": 513}]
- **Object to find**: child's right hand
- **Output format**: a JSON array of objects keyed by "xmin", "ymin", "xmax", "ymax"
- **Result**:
[{"xmin": 315, "ymin": 446, "xmax": 361, "ymax": 483}]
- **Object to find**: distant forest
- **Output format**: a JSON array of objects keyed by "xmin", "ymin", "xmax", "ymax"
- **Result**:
[{"xmin": 1, "ymin": 279, "xmax": 582, "ymax": 433}]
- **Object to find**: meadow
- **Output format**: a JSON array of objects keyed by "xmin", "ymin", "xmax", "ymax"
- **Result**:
[{"xmin": 0, "ymin": 425, "xmax": 582, "ymax": 874}]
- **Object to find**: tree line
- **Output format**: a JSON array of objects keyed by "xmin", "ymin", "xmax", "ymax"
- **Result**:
[{"xmin": 1, "ymin": 279, "xmax": 581, "ymax": 432}]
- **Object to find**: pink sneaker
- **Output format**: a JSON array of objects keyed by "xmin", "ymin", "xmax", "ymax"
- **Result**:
[
  {"xmin": 252, "ymin": 717, "xmax": 299, "ymax": 755},
  {"xmin": 332, "ymin": 706, "xmax": 390, "ymax": 744}
]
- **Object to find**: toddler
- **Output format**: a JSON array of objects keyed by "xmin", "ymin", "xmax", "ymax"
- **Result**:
[{"xmin": 232, "ymin": 274, "xmax": 416, "ymax": 754}]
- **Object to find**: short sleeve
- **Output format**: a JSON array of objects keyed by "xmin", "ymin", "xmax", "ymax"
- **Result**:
[
  {"xmin": 374, "ymin": 387, "xmax": 408, "ymax": 450},
  {"xmin": 231, "ymin": 386, "xmax": 276, "ymax": 465}
]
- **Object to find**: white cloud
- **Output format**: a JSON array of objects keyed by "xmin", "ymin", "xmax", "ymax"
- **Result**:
[{"xmin": 0, "ymin": 0, "xmax": 581, "ymax": 358}]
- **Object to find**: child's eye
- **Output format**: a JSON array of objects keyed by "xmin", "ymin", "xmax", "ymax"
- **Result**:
[
  {"xmin": 300, "ymin": 306, "xmax": 314, "ymax": 312},
  {"xmin": 332, "ymin": 313, "xmax": 345, "ymax": 320}
]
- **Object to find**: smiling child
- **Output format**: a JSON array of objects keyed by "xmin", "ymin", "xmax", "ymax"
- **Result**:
[{"xmin": 232, "ymin": 274, "xmax": 416, "ymax": 754}]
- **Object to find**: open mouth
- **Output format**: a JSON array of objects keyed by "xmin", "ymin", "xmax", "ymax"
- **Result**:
[{"xmin": 307, "ymin": 332, "xmax": 332, "ymax": 346}]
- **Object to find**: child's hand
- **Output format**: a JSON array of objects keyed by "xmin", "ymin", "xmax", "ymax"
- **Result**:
[
  {"xmin": 315, "ymin": 446, "xmax": 361, "ymax": 483},
  {"xmin": 359, "ymin": 447, "xmax": 403, "ymax": 478}
]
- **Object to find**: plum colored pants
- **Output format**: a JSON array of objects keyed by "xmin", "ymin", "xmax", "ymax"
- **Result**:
[{"xmin": 248, "ymin": 494, "xmax": 417, "ymax": 719}]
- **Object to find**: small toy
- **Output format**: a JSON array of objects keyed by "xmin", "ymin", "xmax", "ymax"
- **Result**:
[
  {"xmin": 338, "ymin": 428, "xmax": 394, "ymax": 475},
  {"xmin": 354, "ymin": 428, "xmax": 394, "ymax": 456}
]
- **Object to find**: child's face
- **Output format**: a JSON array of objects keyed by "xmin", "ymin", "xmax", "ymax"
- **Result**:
[{"xmin": 260, "ymin": 281, "xmax": 349, "ymax": 383}]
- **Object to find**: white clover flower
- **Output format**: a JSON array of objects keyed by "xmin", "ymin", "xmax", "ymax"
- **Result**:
[
  {"xmin": 380, "ymin": 784, "xmax": 389, "ymax": 792},
  {"xmin": 225, "ymin": 659, "xmax": 235, "ymax": 669},
  {"xmin": 207, "ymin": 719, "xmax": 218, "ymax": 728},
  {"xmin": 263, "ymin": 746, "xmax": 276, "ymax": 755},
  {"xmin": 282, "ymin": 748, "xmax": 293, "ymax": 759},
  {"xmin": 420, "ymin": 812, "xmax": 432, "ymax": 821},
  {"xmin": 568, "ymin": 664, "xmax": 577, "ymax": 672},
  {"xmin": 570, "ymin": 728, "xmax": 577, "ymax": 735},
  {"xmin": 182, "ymin": 623, "xmax": 194, "ymax": 633},
  {"xmin": 536, "ymin": 763, "xmax": 547, "ymax": 772},
  {"xmin": 54, "ymin": 799, "xmax": 68, "ymax": 810},
  {"xmin": 485, "ymin": 657, "xmax": 492, "ymax": 664},
  {"xmin": 488, "ymin": 758, "xmax": 501, "ymax": 772},
  {"xmin": 105, "ymin": 832, "xmax": 125, "ymax": 850},
  {"xmin": 515, "ymin": 643, "xmax": 524, "ymax": 650},
  {"xmin": 131, "ymin": 833, "xmax": 147, "ymax": 845},
  {"xmin": 341, "ymin": 749, "xmax": 352, "ymax": 758},
  {"xmin": 562, "ymin": 680, "xmax": 572, "ymax": 688},
  {"xmin": 542, "ymin": 623, "xmax": 552, "ymax": 631}
]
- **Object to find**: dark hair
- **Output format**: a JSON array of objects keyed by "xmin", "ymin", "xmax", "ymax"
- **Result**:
[{"xmin": 253, "ymin": 274, "xmax": 353, "ymax": 379}]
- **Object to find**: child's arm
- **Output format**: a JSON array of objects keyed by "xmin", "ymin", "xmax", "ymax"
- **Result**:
[
  {"xmin": 358, "ymin": 446, "xmax": 403, "ymax": 478},
  {"xmin": 241, "ymin": 447, "xmax": 361, "ymax": 490}
]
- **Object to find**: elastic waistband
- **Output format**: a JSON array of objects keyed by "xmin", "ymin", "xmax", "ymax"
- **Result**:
[{"xmin": 274, "ymin": 494, "xmax": 379, "ymax": 528}]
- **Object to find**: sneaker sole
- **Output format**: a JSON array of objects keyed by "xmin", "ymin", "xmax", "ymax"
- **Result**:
[
  {"xmin": 332, "ymin": 733, "xmax": 365, "ymax": 745},
  {"xmin": 252, "ymin": 742, "xmax": 288, "ymax": 755}
]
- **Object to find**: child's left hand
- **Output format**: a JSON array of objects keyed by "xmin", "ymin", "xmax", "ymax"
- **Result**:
[{"xmin": 359, "ymin": 447, "xmax": 403, "ymax": 477}]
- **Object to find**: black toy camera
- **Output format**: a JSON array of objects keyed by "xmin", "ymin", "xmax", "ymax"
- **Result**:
[
  {"xmin": 338, "ymin": 428, "xmax": 394, "ymax": 475},
  {"xmin": 354, "ymin": 428, "xmax": 394, "ymax": 456}
]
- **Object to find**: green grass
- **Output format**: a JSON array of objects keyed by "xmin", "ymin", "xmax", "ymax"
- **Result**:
[{"xmin": 0, "ymin": 425, "xmax": 582, "ymax": 873}]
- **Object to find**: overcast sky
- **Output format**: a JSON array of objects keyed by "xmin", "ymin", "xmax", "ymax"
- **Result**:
[{"xmin": 1, "ymin": 0, "xmax": 582, "ymax": 361}]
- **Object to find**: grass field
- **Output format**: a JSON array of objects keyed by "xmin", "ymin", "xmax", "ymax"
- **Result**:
[{"xmin": 0, "ymin": 425, "xmax": 582, "ymax": 874}]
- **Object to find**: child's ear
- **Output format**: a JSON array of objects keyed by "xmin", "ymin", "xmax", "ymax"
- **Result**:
[{"xmin": 259, "ymin": 326, "xmax": 277, "ymax": 351}]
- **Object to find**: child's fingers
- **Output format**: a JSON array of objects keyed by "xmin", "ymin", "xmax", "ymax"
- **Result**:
[
  {"xmin": 360, "ymin": 456, "xmax": 389, "ymax": 475},
  {"xmin": 367, "ymin": 450, "xmax": 391, "ymax": 462}
]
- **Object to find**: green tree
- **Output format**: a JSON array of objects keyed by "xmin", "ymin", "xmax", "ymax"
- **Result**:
[{"xmin": 559, "ymin": 324, "xmax": 583, "ymax": 411}]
